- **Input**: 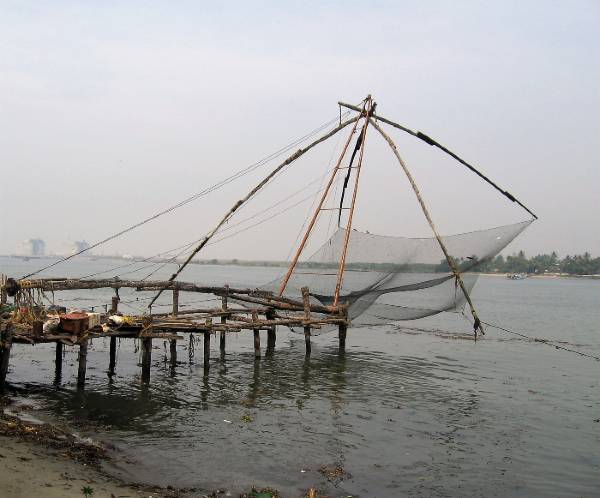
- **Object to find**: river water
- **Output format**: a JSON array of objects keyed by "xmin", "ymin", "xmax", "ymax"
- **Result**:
[{"xmin": 2, "ymin": 256, "xmax": 599, "ymax": 497}]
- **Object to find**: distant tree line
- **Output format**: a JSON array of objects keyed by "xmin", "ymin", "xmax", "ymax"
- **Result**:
[
  {"xmin": 466, "ymin": 251, "xmax": 600, "ymax": 275},
  {"xmin": 195, "ymin": 252, "xmax": 599, "ymax": 276}
]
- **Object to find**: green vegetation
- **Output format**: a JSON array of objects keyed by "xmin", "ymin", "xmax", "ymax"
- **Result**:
[
  {"xmin": 197, "ymin": 251, "xmax": 600, "ymax": 276},
  {"xmin": 81, "ymin": 486, "xmax": 94, "ymax": 498},
  {"xmin": 469, "ymin": 251, "xmax": 600, "ymax": 275}
]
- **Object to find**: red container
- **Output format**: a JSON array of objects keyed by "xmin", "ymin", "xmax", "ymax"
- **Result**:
[{"xmin": 59, "ymin": 313, "xmax": 90, "ymax": 335}]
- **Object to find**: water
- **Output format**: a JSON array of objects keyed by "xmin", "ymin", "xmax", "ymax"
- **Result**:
[{"xmin": 2, "ymin": 256, "xmax": 600, "ymax": 497}]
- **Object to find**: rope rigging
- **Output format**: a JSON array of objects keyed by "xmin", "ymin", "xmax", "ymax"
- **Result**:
[
  {"xmin": 81, "ymin": 160, "xmax": 343, "ymax": 281},
  {"xmin": 20, "ymin": 111, "xmax": 350, "ymax": 280}
]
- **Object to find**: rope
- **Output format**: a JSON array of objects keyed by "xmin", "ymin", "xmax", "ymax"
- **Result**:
[
  {"xmin": 21, "ymin": 112, "xmax": 350, "ymax": 280},
  {"xmin": 481, "ymin": 319, "xmax": 600, "ymax": 361}
]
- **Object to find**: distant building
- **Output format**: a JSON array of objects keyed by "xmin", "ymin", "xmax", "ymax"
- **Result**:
[
  {"xmin": 69, "ymin": 240, "xmax": 90, "ymax": 255},
  {"xmin": 18, "ymin": 238, "xmax": 46, "ymax": 256}
]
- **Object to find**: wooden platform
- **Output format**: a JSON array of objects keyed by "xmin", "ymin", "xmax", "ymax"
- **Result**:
[{"xmin": 0, "ymin": 277, "xmax": 349, "ymax": 390}]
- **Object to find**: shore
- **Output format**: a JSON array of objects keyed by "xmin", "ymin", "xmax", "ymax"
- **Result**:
[
  {"xmin": 0, "ymin": 435, "xmax": 160, "ymax": 498},
  {"xmin": 0, "ymin": 405, "xmax": 178, "ymax": 498}
]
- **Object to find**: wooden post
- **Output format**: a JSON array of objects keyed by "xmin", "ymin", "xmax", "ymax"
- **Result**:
[
  {"xmin": 252, "ymin": 310, "xmax": 260, "ymax": 358},
  {"xmin": 266, "ymin": 308, "xmax": 276, "ymax": 351},
  {"xmin": 0, "ymin": 323, "xmax": 13, "ymax": 392},
  {"xmin": 141, "ymin": 337, "xmax": 152, "ymax": 383},
  {"xmin": 141, "ymin": 317, "xmax": 152, "ymax": 383},
  {"xmin": 32, "ymin": 320, "xmax": 43, "ymax": 340},
  {"xmin": 220, "ymin": 289, "xmax": 228, "ymax": 356},
  {"xmin": 339, "ymin": 305, "xmax": 348, "ymax": 351},
  {"xmin": 0, "ymin": 274, "xmax": 7, "ymax": 306},
  {"xmin": 77, "ymin": 338, "xmax": 88, "ymax": 389},
  {"xmin": 204, "ymin": 318, "xmax": 212, "ymax": 371},
  {"xmin": 302, "ymin": 287, "xmax": 311, "ymax": 355},
  {"xmin": 338, "ymin": 323, "xmax": 347, "ymax": 351},
  {"xmin": 172, "ymin": 289, "xmax": 179, "ymax": 316},
  {"xmin": 169, "ymin": 339, "xmax": 177, "ymax": 366},
  {"xmin": 55, "ymin": 342, "xmax": 63, "ymax": 381},
  {"xmin": 108, "ymin": 337, "xmax": 117, "ymax": 376},
  {"xmin": 109, "ymin": 297, "xmax": 119, "ymax": 376},
  {"xmin": 170, "ymin": 289, "xmax": 179, "ymax": 364}
]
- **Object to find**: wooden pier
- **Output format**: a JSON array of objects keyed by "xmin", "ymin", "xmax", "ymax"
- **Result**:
[{"xmin": 0, "ymin": 276, "xmax": 349, "ymax": 390}]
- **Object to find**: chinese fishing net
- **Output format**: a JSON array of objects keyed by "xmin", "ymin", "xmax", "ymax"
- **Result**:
[{"xmin": 261, "ymin": 220, "xmax": 532, "ymax": 329}]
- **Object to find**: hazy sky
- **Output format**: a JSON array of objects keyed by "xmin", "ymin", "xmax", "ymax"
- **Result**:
[{"xmin": 1, "ymin": 0, "xmax": 599, "ymax": 261}]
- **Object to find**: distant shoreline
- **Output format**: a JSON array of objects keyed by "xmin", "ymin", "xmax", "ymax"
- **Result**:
[{"xmin": 2, "ymin": 254, "xmax": 599, "ymax": 280}]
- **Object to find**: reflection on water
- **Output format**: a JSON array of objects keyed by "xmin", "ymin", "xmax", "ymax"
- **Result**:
[{"xmin": 13, "ymin": 333, "xmax": 491, "ymax": 497}]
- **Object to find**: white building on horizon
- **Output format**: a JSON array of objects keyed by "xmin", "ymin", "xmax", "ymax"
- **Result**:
[
  {"xmin": 17, "ymin": 238, "xmax": 46, "ymax": 256},
  {"xmin": 68, "ymin": 240, "xmax": 90, "ymax": 255}
]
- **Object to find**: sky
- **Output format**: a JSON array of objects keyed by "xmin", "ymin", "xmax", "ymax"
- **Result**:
[{"xmin": 1, "ymin": 0, "xmax": 599, "ymax": 261}]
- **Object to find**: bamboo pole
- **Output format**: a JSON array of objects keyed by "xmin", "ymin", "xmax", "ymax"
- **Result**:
[
  {"xmin": 370, "ymin": 119, "xmax": 484, "ymax": 338},
  {"xmin": 12, "ymin": 279, "xmax": 338, "ymax": 313},
  {"xmin": 333, "ymin": 97, "xmax": 373, "ymax": 306},
  {"xmin": 278, "ymin": 104, "xmax": 367, "ymax": 297},
  {"xmin": 148, "ymin": 115, "xmax": 361, "ymax": 308},
  {"xmin": 339, "ymin": 100, "xmax": 537, "ymax": 220}
]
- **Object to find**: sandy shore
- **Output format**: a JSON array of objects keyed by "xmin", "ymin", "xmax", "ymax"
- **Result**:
[
  {"xmin": 0, "ymin": 434, "xmax": 160, "ymax": 498},
  {"xmin": 0, "ymin": 403, "xmax": 180, "ymax": 498}
]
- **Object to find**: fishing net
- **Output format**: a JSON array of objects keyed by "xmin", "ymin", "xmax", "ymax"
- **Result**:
[{"xmin": 262, "ymin": 220, "xmax": 532, "ymax": 328}]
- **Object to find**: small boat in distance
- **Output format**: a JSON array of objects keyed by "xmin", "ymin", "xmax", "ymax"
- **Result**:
[{"xmin": 507, "ymin": 273, "xmax": 527, "ymax": 280}]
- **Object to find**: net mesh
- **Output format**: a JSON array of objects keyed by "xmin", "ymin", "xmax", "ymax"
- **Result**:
[{"xmin": 262, "ymin": 220, "xmax": 532, "ymax": 327}]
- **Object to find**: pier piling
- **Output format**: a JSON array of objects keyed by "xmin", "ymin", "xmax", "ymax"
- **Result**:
[
  {"xmin": 338, "ymin": 323, "xmax": 347, "ymax": 351},
  {"xmin": 266, "ymin": 309, "xmax": 276, "ymax": 351},
  {"xmin": 169, "ymin": 339, "xmax": 177, "ymax": 366},
  {"xmin": 108, "ymin": 337, "xmax": 117, "ymax": 376},
  {"xmin": 141, "ymin": 316, "xmax": 152, "ymax": 383},
  {"xmin": 0, "ymin": 323, "xmax": 13, "ymax": 392},
  {"xmin": 252, "ymin": 310, "xmax": 261, "ymax": 358},
  {"xmin": 302, "ymin": 287, "xmax": 312, "ymax": 356},
  {"xmin": 204, "ymin": 317, "xmax": 212, "ymax": 371},
  {"xmin": 55, "ymin": 342, "xmax": 63, "ymax": 382},
  {"xmin": 33, "ymin": 320, "xmax": 43, "ymax": 340},
  {"xmin": 220, "ymin": 292, "xmax": 227, "ymax": 357},
  {"xmin": 170, "ymin": 289, "xmax": 179, "ymax": 364},
  {"xmin": 77, "ymin": 339, "xmax": 88, "ymax": 389},
  {"xmin": 109, "ymin": 296, "xmax": 119, "ymax": 376},
  {"xmin": 141, "ymin": 337, "xmax": 152, "ymax": 383}
]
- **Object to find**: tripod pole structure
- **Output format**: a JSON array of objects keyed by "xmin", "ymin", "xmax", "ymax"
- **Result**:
[{"xmin": 278, "ymin": 99, "xmax": 370, "ymax": 298}]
